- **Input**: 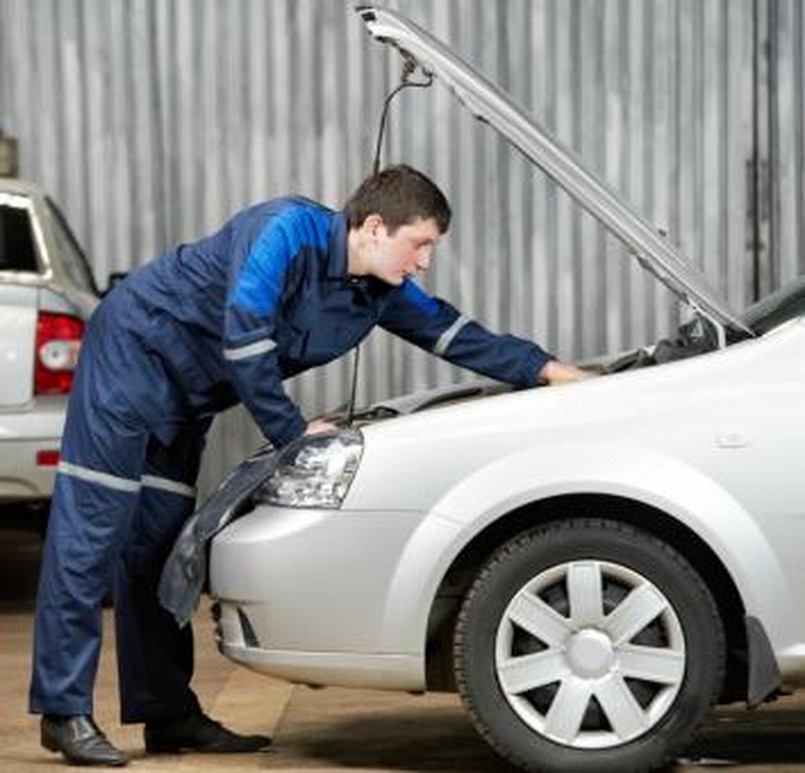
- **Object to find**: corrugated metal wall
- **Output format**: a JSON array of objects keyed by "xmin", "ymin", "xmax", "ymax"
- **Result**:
[
  {"xmin": 1, "ymin": 0, "xmax": 802, "ymax": 493},
  {"xmin": 767, "ymin": 0, "xmax": 805, "ymax": 292}
]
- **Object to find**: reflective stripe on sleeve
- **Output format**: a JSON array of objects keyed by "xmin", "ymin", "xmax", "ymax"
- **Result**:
[
  {"xmin": 141, "ymin": 475, "xmax": 196, "ymax": 498},
  {"xmin": 223, "ymin": 338, "xmax": 277, "ymax": 361},
  {"xmin": 58, "ymin": 461, "xmax": 142, "ymax": 494},
  {"xmin": 433, "ymin": 314, "xmax": 471, "ymax": 357}
]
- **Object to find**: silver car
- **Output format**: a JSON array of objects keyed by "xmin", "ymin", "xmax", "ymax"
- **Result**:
[
  {"xmin": 0, "ymin": 178, "xmax": 98, "ymax": 531},
  {"xmin": 205, "ymin": 8, "xmax": 805, "ymax": 772}
]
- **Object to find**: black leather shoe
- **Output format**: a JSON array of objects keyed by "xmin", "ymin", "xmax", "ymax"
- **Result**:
[
  {"xmin": 41, "ymin": 715, "xmax": 129, "ymax": 767},
  {"xmin": 144, "ymin": 711, "xmax": 271, "ymax": 754}
]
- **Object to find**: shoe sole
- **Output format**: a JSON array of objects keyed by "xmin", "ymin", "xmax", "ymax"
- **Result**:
[
  {"xmin": 145, "ymin": 742, "xmax": 271, "ymax": 754},
  {"xmin": 41, "ymin": 735, "xmax": 58, "ymax": 753},
  {"xmin": 42, "ymin": 733, "xmax": 128, "ymax": 766}
]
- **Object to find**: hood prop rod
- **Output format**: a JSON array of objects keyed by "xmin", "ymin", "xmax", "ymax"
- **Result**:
[{"xmin": 346, "ymin": 55, "xmax": 433, "ymax": 426}]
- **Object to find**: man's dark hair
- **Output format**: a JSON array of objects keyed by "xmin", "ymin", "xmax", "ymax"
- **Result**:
[{"xmin": 343, "ymin": 164, "xmax": 451, "ymax": 234}]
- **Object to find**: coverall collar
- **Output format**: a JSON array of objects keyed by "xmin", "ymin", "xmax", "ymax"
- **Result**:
[
  {"xmin": 327, "ymin": 210, "xmax": 391, "ymax": 301},
  {"xmin": 327, "ymin": 212, "xmax": 349, "ymax": 280}
]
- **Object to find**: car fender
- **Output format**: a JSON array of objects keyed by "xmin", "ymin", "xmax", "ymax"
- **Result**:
[{"xmin": 379, "ymin": 440, "xmax": 795, "ymax": 657}]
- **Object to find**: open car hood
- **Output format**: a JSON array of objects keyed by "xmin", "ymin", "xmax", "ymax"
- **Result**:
[{"xmin": 357, "ymin": 6, "xmax": 751, "ymax": 340}]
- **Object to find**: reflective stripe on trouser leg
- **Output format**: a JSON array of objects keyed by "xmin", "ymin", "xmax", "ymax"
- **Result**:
[
  {"xmin": 29, "ymin": 471, "xmax": 142, "ymax": 715},
  {"xmin": 29, "ymin": 337, "xmax": 149, "ymax": 716}
]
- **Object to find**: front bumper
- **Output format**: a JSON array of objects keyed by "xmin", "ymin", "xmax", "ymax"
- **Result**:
[{"xmin": 209, "ymin": 503, "xmax": 436, "ymax": 689}]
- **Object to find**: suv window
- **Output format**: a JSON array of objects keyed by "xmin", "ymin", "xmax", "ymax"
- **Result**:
[
  {"xmin": 0, "ymin": 204, "xmax": 38, "ymax": 272},
  {"xmin": 45, "ymin": 197, "xmax": 98, "ymax": 296}
]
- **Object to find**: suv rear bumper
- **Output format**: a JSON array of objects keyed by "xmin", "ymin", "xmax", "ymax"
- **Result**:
[{"xmin": 0, "ymin": 397, "xmax": 65, "ymax": 502}]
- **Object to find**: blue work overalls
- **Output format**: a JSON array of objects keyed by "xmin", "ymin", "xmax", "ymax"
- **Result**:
[{"xmin": 29, "ymin": 197, "xmax": 551, "ymax": 721}]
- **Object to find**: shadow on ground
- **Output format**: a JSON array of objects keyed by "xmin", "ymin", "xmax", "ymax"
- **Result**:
[
  {"xmin": 276, "ymin": 685, "xmax": 805, "ymax": 772},
  {"xmin": 0, "ymin": 529, "xmax": 41, "ymax": 611},
  {"xmin": 683, "ymin": 705, "xmax": 805, "ymax": 766},
  {"xmin": 276, "ymin": 699, "xmax": 515, "ymax": 771}
]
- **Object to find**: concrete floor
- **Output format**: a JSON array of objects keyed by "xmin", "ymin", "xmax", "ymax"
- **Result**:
[{"xmin": 4, "ymin": 528, "xmax": 805, "ymax": 772}]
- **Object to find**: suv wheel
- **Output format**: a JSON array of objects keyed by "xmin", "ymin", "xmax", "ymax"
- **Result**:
[{"xmin": 454, "ymin": 518, "xmax": 725, "ymax": 773}]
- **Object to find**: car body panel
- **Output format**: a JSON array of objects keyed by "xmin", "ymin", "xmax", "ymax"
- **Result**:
[
  {"xmin": 212, "ymin": 507, "xmax": 425, "ymax": 650},
  {"xmin": 389, "ymin": 443, "xmax": 798, "ymax": 661},
  {"xmin": 211, "ymin": 318, "xmax": 805, "ymax": 689},
  {"xmin": 211, "ymin": 506, "xmax": 443, "ymax": 688},
  {"xmin": 357, "ymin": 323, "xmax": 805, "ymax": 657},
  {"xmin": 0, "ymin": 397, "xmax": 66, "ymax": 502},
  {"xmin": 0, "ymin": 178, "xmax": 98, "ymax": 518},
  {"xmin": 346, "ymin": 323, "xmax": 800, "ymax": 514},
  {"xmin": 0, "ymin": 284, "xmax": 37, "ymax": 406}
]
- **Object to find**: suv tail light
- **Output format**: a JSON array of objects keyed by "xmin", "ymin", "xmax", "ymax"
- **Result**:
[
  {"xmin": 36, "ymin": 449, "xmax": 61, "ymax": 467},
  {"xmin": 35, "ymin": 312, "xmax": 84, "ymax": 395}
]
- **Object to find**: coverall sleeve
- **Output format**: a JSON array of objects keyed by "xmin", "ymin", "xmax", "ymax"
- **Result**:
[
  {"xmin": 222, "ymin": 221, "xmax": 307, "ymax": 448},
  {"xmin": 378, "ymin": 280, "xmax": 553, "ymax": 388}
]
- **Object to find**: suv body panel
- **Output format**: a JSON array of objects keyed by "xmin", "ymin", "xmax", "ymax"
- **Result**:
[{"xmin": 0, "ymin": 178, "xmax": 99, "ymax": 519}]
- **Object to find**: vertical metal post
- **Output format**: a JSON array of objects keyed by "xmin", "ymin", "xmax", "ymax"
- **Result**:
[{"xmin": 749, "ymin": 0, "xmax": 774, "ymax": 301}]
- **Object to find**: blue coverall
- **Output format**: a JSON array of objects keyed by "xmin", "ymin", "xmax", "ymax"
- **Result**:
[{"xmin": 29, "ymin": 197, "xmax": 551, "ymax": 721}]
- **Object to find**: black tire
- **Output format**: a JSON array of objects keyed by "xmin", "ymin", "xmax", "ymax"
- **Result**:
[{"xmin": 454, "ymin": 518, "xmax": 725, "ymax": 773}]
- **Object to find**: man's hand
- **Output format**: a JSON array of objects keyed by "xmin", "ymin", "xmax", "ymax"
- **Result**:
[
  {"xmin": 538, "ymin": 360, "xmax": 594, "ymax": 386},
  {"xmin": 305, "ymin": 418, "xmax": 339, "ymax": 435}
]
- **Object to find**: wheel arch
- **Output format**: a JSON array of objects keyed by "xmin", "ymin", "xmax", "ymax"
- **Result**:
[{"xmin": 424, "ymin": 492, "xmax": 748, "ymax": 703}]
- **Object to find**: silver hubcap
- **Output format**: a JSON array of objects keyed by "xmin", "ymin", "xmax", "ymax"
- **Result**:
[
  {"xmin": 565, "ymin": 629, "xmax": 615, "ymax": 677},
  {"xmin": 495, "ymin": 560, "xmax": 685, "ymax": 749}
]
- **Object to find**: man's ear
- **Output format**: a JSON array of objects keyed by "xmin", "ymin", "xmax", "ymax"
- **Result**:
[{"xmin": 363, "ymin": 213, "xmax": 385, "ymax": 238}]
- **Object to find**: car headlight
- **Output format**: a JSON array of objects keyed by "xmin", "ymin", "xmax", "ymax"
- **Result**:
[{"xmin": 255, "ymin": 429, "xmax": 363, "ymax": 509}]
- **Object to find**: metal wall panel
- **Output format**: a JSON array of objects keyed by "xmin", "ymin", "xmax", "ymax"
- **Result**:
[
  {"xmin": 0, "ymin": 0, "xmax": 785, "ymax": 493},
  {"xmin": 768, "ymin": 0, "xmax": 805, "ymax": 288}
]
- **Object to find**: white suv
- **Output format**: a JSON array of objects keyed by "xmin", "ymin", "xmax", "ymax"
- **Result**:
[{"xmin": 0, "ymin": 178, "xmax": 99, "ymax": 531}]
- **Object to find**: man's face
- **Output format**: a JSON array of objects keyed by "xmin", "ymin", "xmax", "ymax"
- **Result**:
[{"xmin": 362, "ymin": 216, "xmax": 441, "ymax": 286}]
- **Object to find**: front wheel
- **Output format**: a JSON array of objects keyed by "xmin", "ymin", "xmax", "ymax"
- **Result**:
[{"xmin": 454, "ymin": 519, "xmax": 725, "ymax": 773}]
